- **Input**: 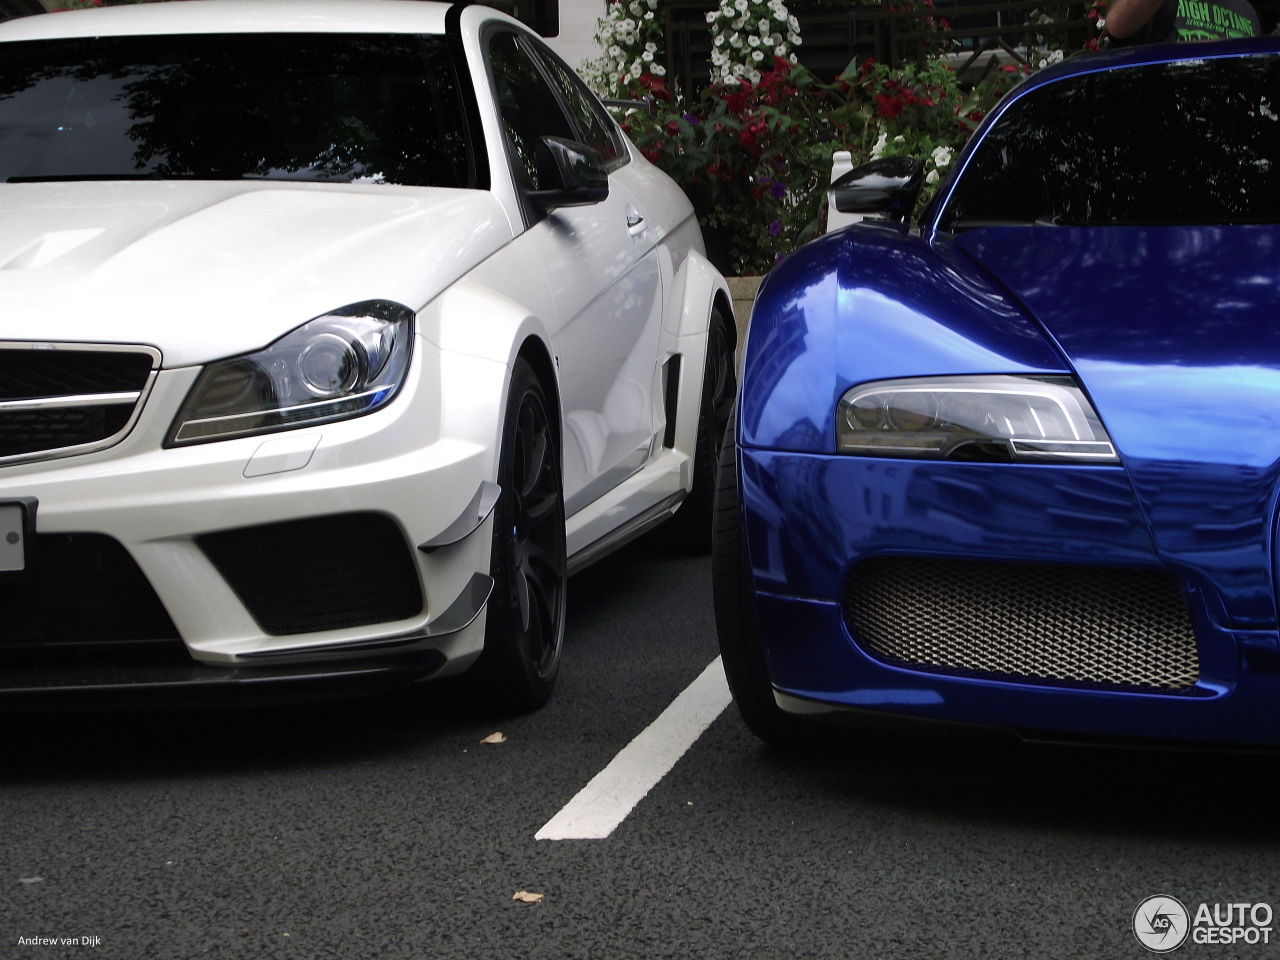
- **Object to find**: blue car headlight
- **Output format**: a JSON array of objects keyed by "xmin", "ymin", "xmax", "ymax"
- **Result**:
[
  {"xmin": 167, "ymin": 300, "xmax": 414, "ymax": 445},
  {"xmin": 837, "ymin": 375, "xmax": 1119, "ymax": 463}
]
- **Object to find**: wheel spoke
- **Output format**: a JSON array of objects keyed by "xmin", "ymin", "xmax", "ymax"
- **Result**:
[
  {"xmin": 523, "ymin": 490, "xmax": 559, "ymax": 528},
  {"xmin": 521, "ymin": 540, "xmax": 557, "ymax": 580},
  {"xmin": 514, "ymin": 560, "xmax": 532, "ymax": 633},
  {"xmin": 520, "ymin": 428, "xmax": 548, "ymax": 501}
]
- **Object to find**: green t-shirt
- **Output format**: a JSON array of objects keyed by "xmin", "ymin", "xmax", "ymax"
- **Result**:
[{"xmin": 1111, "ymin": 0, "xmax": 1260, "ymax": 43}]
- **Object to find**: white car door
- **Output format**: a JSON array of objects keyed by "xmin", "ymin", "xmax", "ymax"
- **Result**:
[{"xmin": 485, "ymin": 30, "xmax": 664, "ymax": 516}]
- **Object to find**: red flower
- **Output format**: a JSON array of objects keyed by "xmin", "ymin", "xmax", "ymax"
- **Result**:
[{"xmin": 875, "ymin": 93, "xmax": 904, "ymax": 119}]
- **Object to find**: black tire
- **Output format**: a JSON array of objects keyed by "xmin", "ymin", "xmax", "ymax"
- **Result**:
[
  {"xmin": 711, "ymin": 408, "xmax": 805, "ymax": 745},
  {"xmin": 664, "ymin": 306, "xmax": 736, "ymax": 551},
  {"xmin": 473, "ymin": 357, "xmax": 567, "ymax": 712}
]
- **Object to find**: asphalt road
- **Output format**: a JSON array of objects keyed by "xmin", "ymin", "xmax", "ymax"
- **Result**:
[{"xmin": 3, "ymin": 533, "xmax": 1279, "ymax": 960}]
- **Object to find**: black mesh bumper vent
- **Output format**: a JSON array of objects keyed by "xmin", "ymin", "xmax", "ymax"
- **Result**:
[
  {"xmin": 0, "ymin": 534, "xmax": 181, "ymax": 648},
  {"xmin": 841, "ymin": 557, "xmax": 1200, "ymax": 691},
  {"xmin": 197, "ymin": 513, "xmax": 423, "ymax": 636},
  {"xmin": 0, "ymin": 347, "xmax": 156, "ymax": 460}
]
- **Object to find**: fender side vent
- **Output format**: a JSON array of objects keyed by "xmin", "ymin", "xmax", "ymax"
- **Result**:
[{"xmin": 662, "ymin": 354, "xmax": 681, "ymax": 449}]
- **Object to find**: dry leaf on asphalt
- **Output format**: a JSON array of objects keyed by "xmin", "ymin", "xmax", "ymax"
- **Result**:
[
  {"xmin": 480, "ymin": 732, "xmax": 507, "ymax": 744},
  {"xmin": 512, "ymin": 891, "xmax": 544, "ymax": 903}
]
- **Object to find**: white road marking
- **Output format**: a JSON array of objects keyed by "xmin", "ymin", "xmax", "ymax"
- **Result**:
[{"xmin": 535, "ymin": 656, "xmax": 732, "ymax": 841}]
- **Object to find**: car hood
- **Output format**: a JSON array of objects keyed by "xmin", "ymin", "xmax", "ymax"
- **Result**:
[
  {"xmin": 0, "ymin": 181, "xmax": 513, "ymax": 366},
  {"xmin": 957, "ymin": 224, "xmax": 1280, "ymax": 625}
]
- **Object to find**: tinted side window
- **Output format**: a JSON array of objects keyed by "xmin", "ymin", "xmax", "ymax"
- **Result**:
[
  {"xmin": 0, "ymin": 34, "xmax": 474, "ymax": 188},
  {"xmin": 487, "ymin": 31, "xmax": 575, "ymax": 191},
  {"xmin": 529, "ymin": 41, "xmax": 625, "ymax": 167},
  {"xmin": 941, "ymin": 55, "xmax": 1280, "ymax": 228}
]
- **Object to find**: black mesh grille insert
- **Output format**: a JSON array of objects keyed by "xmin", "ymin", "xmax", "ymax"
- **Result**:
[
  {"xmin": 842, "ymin": 557, "xmax": 1200, "ymax": 691},
  {"xmin": 197, "ymin": 513, "xmax": 424, "ymax": 636},
  {"xmin": 0, "ymin": 349, "xmax": 154, "ymax": 401},
  {"xmin": 0, "ymin": 347, "xmax": 155, "ymax": 459},
  {"xmin": 0, "ymin": 406, "xmax": 136, "ymax": 459},
  {"xmin": 0, "ymin": 534, "xmax": 181, "ymax": 647}
]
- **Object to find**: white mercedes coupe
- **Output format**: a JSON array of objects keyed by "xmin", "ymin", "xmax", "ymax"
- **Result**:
[{"xmin": 0, "ymin": 0, "xmax": 734, "ymax": 708}]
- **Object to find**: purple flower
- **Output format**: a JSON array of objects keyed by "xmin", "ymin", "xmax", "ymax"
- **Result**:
[
  {"xmin": 768, "ymin": 220, "xmax": 781, "ymax": 236},
  {"xmin": 683, "ymin": 113, "xmax": 700, "ymax": 125},
  {"xmin": 769, "ymin": 181, "xmax": 786, "ymax": 200}
]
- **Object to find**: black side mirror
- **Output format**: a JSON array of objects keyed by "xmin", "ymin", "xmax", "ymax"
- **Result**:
[
  {"xmin": 530, "ymin": 137, "xmax": 609, "ymax": 211},
  {"xmin": 829, "ymin": 157, "xmax": 925, "ymax": 224}
]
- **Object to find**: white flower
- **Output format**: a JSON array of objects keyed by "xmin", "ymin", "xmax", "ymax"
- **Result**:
[
  {"xmin": 730, "ymin": 34, "xmax": 743, "ymax": 47},
  {"xmin": 747, "ymin": 69, "xmax": 761, "ymax": 82},
  {"xmin": 789, "ymin": 52, "xmax": 798, "ymax": 63},
  {"xmin": 788, "ymin": 14, "xmax": 799, "ymax": 29},
  {"xmin": 870, "ymin": 130, "xmax": 888, "ymax": 159},
  {"xmin": 651, "ymin": 63, "xmax": 666, "ymax": 75},
  {"xmin": 643, "ymin": 50, "xmax": 653, "ymax": 61},
  {"xmin": 631, "ymin": 59, "xmax": 643, "ymax": 74},
  {"xmin": 893, "ymin": 134, "xmax": 905, "ymax": 142},
  {"xmin": 714, "ymin": 33, "xmax": 725, "ymax": 45},
  {"xmin": 751, "ymin": 49, "xmax": 764, "ymax": 61},
  {"xmin": 748, "ymin": 34, "xmax": 760, "ymax": 46},
  {"xmin": 762, "ymin": 35, "xmax": 774, "ymax": 46},
  {"xmin": 931, "ymin": 145, "xmax": 953, "ymax": 168},
  {"xmin": 644, "ymin": 10, "xmax": 654, "ymax": 18},
  {"xmin": 646, "ymin": 0, "xmax": 658, "ymax": 8},
  {"xmin": 774, "ymin": 7, "xmax": 787, "ymax": 19},
  {"xmin": 609, "ymin": 44, "xmax": 621, "ymax": 55},
  {"xmin": 759, "ymin": 18, "xmax": 770, "ymax": 33},
  {"xmin": 735, "ymin": 0, "xmax": 748, "ymax": 11},
  {"xmin": 629, "ymin": 2, "xmax": 642, "ymax": 15},
  {"xmin": 925, "ymin": 169, "xmax": 939, "ymax": 184},
  {"xmin": 706, "ymin": 10, "xmax": 717, "ymax": 22},
  {"xmin": 645, "ymin": 41, "xmax": 657, "ymax": 51},
  {"xmin": 771, "ymin": 33, "xmax": 783, "ymax": 46}
]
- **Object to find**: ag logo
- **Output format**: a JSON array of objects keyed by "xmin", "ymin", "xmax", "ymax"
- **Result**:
[{"xmin": 1134, "ymin": 895, "xmax": 1191, "ymax": 953}]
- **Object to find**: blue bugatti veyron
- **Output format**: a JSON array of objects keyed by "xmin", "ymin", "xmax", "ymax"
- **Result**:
[{"xmin": 714, "ymin": 37, "xmax": 1280, "ymax": 745}]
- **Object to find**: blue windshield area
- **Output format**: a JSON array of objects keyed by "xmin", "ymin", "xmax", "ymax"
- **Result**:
[{"xmin": 941, "ymin": 54, "xmax": 1280, "ymax": 229}]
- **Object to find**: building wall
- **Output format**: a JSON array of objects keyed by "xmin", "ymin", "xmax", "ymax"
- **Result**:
[{"xmin": 543, "ymin": 0, "xmax": 603, "ymax": 72}]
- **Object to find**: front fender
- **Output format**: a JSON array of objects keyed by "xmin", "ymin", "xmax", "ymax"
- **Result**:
[
  {"xmin": 664, "ymin": 247, "xmax": 731, "ymax": 461},
  {"xmin": 739, "ymin": 226, "xmax": 1068, "ymax": 452}
]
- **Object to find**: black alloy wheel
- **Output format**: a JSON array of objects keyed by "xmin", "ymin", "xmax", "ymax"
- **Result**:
[
  {"xmin": 475, "ymin": 357, "xmax": 567, "ymax": 711},
  {"xmin": 665, "ymin": 306, "xmax": 736, "ymax": 550}
]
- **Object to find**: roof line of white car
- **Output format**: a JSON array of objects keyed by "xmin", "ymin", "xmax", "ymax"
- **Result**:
[{"xmin": 0, "ymin": 0, "xmax": 453, "ymax": 41}]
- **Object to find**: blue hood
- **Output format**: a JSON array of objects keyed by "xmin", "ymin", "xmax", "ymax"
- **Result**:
[{"xmin": 957, "ymin": 225, "xmax": 1280, "ymax": 626}]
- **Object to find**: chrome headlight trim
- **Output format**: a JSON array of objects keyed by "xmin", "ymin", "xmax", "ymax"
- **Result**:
[
  {"xmin": 166, "ymin": 301, "xmax": 415, "ymax": 446},
  {"xmin": 836, "ymin": 374, "xmax": 1120, "ymax": 464}
]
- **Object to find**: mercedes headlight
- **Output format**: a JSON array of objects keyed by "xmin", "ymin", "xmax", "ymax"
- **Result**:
[
  {"xmin": 167, "ymin": 300, "xmax": 414, "ymax": 445},
  {"xmin": 837, "ymin": 375, "xmax": 1119, "ymax": 463}
]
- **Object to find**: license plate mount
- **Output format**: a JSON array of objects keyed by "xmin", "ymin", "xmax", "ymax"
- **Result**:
[{"xmin": 0, "ymin": 498, "xmax": 37, "ymax": 582}]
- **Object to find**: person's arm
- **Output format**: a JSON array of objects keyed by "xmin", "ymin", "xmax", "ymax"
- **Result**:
[{"xmin": 1104, "ymin": 0, "xmax": 1165, "ymax": 38}]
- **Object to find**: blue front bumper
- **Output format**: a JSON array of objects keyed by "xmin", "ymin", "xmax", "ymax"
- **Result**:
[{"xmin": 740, "ymin": 448, "xmax": 1280, "ymax": 745}]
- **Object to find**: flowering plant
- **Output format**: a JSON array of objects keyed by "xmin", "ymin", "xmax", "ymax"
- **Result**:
[
  {"xmin": 580, "ymin": 0, "xmax": 666, "ymax": 99},
  {"xmin": 705, "ymin": 0, "xmax": 802, "ymax": 85},
  {"xmin": 624, "ymin": 56, "xmax": 1018, "ymax": 274}
]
